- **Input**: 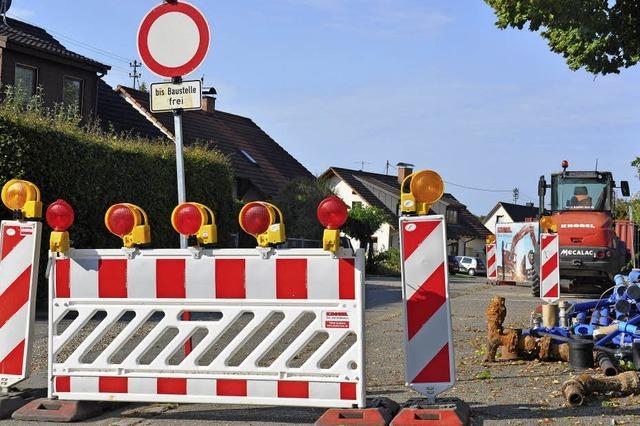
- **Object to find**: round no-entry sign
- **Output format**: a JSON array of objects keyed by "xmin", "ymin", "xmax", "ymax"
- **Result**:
[{"xmin": 137, "ymin": 1, "xmax": 210, "ymax": 78}]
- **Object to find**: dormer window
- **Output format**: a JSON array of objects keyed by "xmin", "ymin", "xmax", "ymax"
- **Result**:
[
  {"xmin": 240, "ymin": 149, "xmax": 258, "ymax": 165},
  {"xmin": 446, "ymin": 208, "xmax": 459, "ymax": 224}
]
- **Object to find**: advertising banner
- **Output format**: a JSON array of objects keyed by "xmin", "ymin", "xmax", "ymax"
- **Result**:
[{"xmin": 495, "ymin": 222, "xmax": 539, "ymax": 283}]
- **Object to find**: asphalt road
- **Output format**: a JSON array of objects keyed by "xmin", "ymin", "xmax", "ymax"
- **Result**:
[{"xmin": 7, "ymin": 276, "xmax": 640, "ymax": 425}]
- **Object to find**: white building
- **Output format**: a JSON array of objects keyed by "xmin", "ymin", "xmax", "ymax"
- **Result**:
[
  {"xmin": 483, "ymin": 202, "xmax": 538, "ymax": 234},
  {"xmin": 320, "ymin": 165, "xmax": 490, "ymax": 257}
]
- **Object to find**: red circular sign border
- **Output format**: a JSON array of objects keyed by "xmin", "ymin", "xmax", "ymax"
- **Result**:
[{"xmin": 138, "ymin": 1, "xmax": 210, "ymax": 78}]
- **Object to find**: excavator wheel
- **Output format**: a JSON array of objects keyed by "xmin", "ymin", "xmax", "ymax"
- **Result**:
[{"xmin": 530, "ymin": 271, "xmax": 540, "ymax": 298}]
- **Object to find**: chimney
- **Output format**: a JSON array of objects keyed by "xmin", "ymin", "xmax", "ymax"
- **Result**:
[
  {"xmin": 201, "ymin": 86, "xmax": 217, "ymax": 113},
  {"xmin": 396, "ymin": 162, "xmax": 415, "ymax": 184}
]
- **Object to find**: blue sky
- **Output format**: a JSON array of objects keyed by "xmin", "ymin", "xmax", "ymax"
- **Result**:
[{"xmin": 10, "ymin": 0, "xmax": 639, "ymax": 215}]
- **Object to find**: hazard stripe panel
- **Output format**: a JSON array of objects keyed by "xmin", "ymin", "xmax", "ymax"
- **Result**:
[
  {"xmin": 540, "ymin": 233, "xmax": 560, "ymax": 303},
  {"xmin": 60, "ymin": 252, "xmax": 360, "ymax": 300},
  {"xmin": 400, "ymin": 216, "xmax": 455, "ymax": 398},
  {"xmin": 0, "ymin": 221, "xmax": 41, "ymax": 389},
  {"xmin": 54, "ymin": 376, "xmax": 358, "ymax": 401}
]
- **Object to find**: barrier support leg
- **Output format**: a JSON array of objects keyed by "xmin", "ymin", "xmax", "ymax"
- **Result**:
[
  {"xmin": 390, "ymin": 398, "xmax": 470, "ymax": 426},
  {"xmin": 315, "ymin": 397, "xmax": 400, "ymax": 426},
  {"xmin": 12, "ymin": 398, "xmax": 117, "ymax": 422}
]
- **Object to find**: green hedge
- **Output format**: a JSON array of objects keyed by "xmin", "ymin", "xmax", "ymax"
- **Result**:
[{"xmin": 0, "ymin": 92, "xmax": 235, "ymax": 298}]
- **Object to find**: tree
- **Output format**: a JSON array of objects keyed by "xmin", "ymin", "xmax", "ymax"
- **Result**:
[
  {"xmin": 615, "ymin": 196, "xmax": 640, "ymax": 221},
  {"xmin": 139, "ymin": 82, "xmax": 149, "ymax": 93},
  {"xmin": 272, "ymin": 178, "xmax": 334, "ymax": 240},
  {"xmin": 343, "ymin": 204, "xmax": 389, "ymax": 267},
  {"xmin": 484, "ymin": 0, "xmax": 640, "ymax": 75}
]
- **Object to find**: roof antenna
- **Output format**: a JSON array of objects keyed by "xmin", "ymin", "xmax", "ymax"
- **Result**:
[
  {"xmin": 595, "ymin": 158, "xmax": 598, "ymax": 172},
  {"xmin": 0, "ymin": 0, "xmax": 11, "ymax": 26}
]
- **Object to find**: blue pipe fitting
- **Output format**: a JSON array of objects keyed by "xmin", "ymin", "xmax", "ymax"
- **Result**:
[
  {"xmin": 576, "ymin": 311, "xmax": 587, "ymax": 324},
  {"xmin": 618, "ymin": 322, "xmax": 639, "ymax": 335},
  {"xmin": 629, "ymin": 269, "xmax": 640, "ymax": 283},
  {"xmin": 614, "ymin": 274, "xmax": 626, "ymax": 286},
  {"xmin": 590, "ymin": 310, "xmax": 601, "ymax": 326},
  {"xmin": 599, "ymin": 308, "xmax": 611, "ymax": 326},
  {"xmin": 574, "ymin": 324, "xmax": 594, "ymax": 336}
]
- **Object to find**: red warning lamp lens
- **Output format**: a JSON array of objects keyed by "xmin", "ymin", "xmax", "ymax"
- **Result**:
[
  {"xmin": 240, "ymin": 202, "xmax": 271, "ymax": 235},
  {"xmin": 107, "ymin": 204, "xmax": 135, "ymax": 237},
  {"xmin": 45, "ymin": 199, "xmax": 75, "ymax": 232},
  {"xmin": 317, "ymin": 196, "xmax": 348, "ymax": 229},
  {"xmin": 173, "ymin": 203, "xmax": 203, "ymax": 235},
  {"xmin": 562, "ymin": 160, "xmax": 569, "ymax": 169}
]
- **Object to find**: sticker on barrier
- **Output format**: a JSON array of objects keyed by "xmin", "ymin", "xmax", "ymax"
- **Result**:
[
  {"xmin": 48, "ymin": 247, "xmax": 365, "ymax": 408},
  {"xmin": 486, "ymin": 243, "xmax": 497, "ymax": 281},
  {"xmin": 399, "ymin": 215, "xmax": 455, "ymax": 401},
  {"xmin": 540, "ymin": 233, "xmax": 560, "ymax": 303},
  {"xmin": 0, "ymin": 220, "xmax": 42, "ymax": 390}
]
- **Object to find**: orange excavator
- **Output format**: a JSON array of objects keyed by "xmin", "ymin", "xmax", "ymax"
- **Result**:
[{"xmin": 533, "ymin": 161, "xmax": 630, "ymax": 295}]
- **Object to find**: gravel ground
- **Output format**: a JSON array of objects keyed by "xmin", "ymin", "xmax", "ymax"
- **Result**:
[{"xmin": 7, "ymin": 276, "xmax": 640, "ymax": 425}]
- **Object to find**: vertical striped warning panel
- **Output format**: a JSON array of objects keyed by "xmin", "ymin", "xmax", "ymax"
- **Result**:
[
  {"xmin": 0, "ymin": 220, "xmax": 42, "ymax": 389},
  {"xmin": 399, "ymin": 215, "xmax": 455, "ymax": 400},
  {"xmin": 486, "ymin": 243, "xmax": 497, "ymax": 281},
  {"xmin": 540, "ymin": 233, "xmax": 560, "ymax": 303}
]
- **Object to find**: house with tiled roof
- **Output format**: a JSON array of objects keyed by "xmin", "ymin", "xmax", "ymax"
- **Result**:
[
  {"xmin": 0, "ymin": 17, "xmax": 110, "ymax": 116},
  {"xmin": 483, "ymin": 201, "xmax": 538, "ymax": 234},
  {"xmin": 97, "ymin": 83, "xmax": 314, "ymax": 200},
  {"xmin": 320, "ymin": 165, "xmax": 491, "ymax": 257}
]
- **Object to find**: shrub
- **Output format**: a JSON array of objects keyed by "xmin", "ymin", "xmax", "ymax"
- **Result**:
[
  {"xmin": 368, "ymin": 248, "xmax": 401, "ymax": 276},
  {"xmin": 0, "ymin": 88, "xmax": 235, "ymax": 299}
]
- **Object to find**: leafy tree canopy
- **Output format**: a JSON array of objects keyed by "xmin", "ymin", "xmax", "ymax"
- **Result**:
[
  {"xmin": 485, "ymin": 0, "xmax": 640, "ymax": 74},
  {"xmin": 343, "ymin": 204, "xmax": 389, "ymax": 265}
]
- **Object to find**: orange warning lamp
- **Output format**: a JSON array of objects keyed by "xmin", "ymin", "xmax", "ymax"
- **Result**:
[
  {"xmin": 400, "ymin": 170, "xmax": 444, "ymax": 216},
  {"xmin": 317, "ymin": 195, "xmax": 348, "ymax": 252},
  {"xmin": 1, "ymin": 179, "xmax": 42, "ymax": 219},
  {"xmin": 239, "ymin": 201, "xmax": 286, "ymax": 247},
  {"xmin": 486, "ymin": 234, "xmax": 496, "ymax": 245},
  {"xmin": 171, "ymin": 202, "xmax": 217, "ymax": 246},
  {"xmin": 539, "ymin": 215, "xmax": 557, "ymax": 234},
  {"xmin": 104, "ymin": 203, "xmax": 151, "ymax": 248},
  {"xmin": 46, "ymin": 199, "xmax": 75, "ymax": 253}
]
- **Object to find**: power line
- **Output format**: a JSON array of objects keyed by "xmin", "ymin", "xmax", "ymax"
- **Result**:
[
  {"xmin": 444, "ymin": 181, "xmax": 513, "ymax": 193},
  {"xmin": 7, "ymin": 13, "xmax": 132, "ymax": 65}
]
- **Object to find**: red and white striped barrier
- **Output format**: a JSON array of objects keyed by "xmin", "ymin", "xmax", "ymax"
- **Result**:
[
  {"xmin": 540, "ymin": 233, "xmax": 560, "ymax": 303},
  {"xmin": 486, "ymin": 243, "xmax": 497, "ymax": 281},
  {"xmin": 399, "ymin": 216, "xmax": 455, "ymax": 402},
  {"xmin": 0, "ymin": 221, "xmax": 41, "ymax": 389},
  {"xmin": 49, "ymin": 248, "xmax": 365, "ymax": 408}
]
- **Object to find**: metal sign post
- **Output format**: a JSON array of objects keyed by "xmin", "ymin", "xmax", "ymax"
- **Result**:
[
  {"xmin": 172, "ymin": 79, "xmax": 187, "ymax": 249},
  {"xmin": 137, "ymin": 1, "xmax": 211, "ymax": 249}
]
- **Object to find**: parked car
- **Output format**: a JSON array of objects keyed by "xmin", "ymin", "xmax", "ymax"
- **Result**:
[
  {"xmin": 455, "ymin": 256, "xmax": 486, "ymax": 276},
  {"xmin": 447, "ymin": 255, "xmax": 460, "ymax": 274}
]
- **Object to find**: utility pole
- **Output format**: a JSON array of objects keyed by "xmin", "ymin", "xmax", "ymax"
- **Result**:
[
  {"xmin": 129, "ymin": 60, "xmax": 142, "ymax": 90},
  {"xmin": 513, "ymin": 188, "xmax": 519, "ymax": 204}
]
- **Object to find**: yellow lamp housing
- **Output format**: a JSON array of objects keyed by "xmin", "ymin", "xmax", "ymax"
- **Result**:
[
  {"xmin": 400, "ymin": 170, "xmax": 444, "ymax": 216},
  {"xmin": 239, "ymin": 201, "xmax": 286, "ymax": 248},
  {"xmin": 171, "ymin": 202, "xmax": 218, "ymax": 246},
  {"xmin": 50, "ymin": 231, "xmax": 70, "ymax": 254},
  {"xmin": 104, "ymin": 203, "xmax": 151, "ymax": 248},
  {"xmin": 539, "ymin": 215, "xmax": 558, "ymax": 234},
  {"xmin": 323, "ymin": 229, "xmax": 341, "ymax": 252},
  {"xmin": 1, "ymin": 179, "xmax": 42, "ymax": 219},
  {"xmin": 486, "ymin": 234, "xmax": 496, "ymax": 245}
]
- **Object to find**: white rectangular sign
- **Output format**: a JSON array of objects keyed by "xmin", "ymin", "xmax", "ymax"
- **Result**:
[{"xmin": 150, "ymin": 80, "xmax": 202, "ymax": 113}]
